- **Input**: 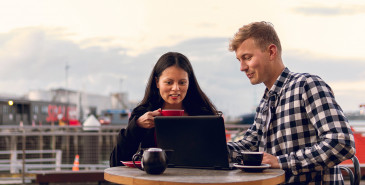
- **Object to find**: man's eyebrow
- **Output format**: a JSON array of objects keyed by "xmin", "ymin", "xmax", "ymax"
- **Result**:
[{"xmin": 237, "ymin": 53, "xmax": 248, "ymax": 59}]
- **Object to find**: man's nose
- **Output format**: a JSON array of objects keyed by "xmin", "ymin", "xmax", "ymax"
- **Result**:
[{"xmin": 240, "ymin": 61, "xmax": 248, "ymax": 72}]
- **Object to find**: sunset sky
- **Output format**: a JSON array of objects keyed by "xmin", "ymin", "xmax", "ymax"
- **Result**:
[{"xmin": 1, "ymin": 0, "xmax": 364, "ymax": 117}]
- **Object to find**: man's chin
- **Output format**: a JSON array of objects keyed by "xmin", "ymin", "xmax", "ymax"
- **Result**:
[{"xmin": 249, "ymin": 80, "xmax": 259, "ymax": 85}]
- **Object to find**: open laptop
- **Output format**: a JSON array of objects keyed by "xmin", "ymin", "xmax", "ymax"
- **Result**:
[{"xmin": 154, "ymin": 115, "xmax": 234, "ymax": 170}]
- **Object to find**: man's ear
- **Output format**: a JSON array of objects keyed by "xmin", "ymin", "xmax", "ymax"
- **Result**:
[
  {"xmin": 155, "ymin": 77, "xmax": 159, "ymax": 88},
  {"xmin": 268, "ymin": 44, "xmax": 277, "ymax": 60}
]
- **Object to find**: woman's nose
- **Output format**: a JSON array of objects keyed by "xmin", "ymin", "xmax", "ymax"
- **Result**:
[{"xmin": 172, "ymin": 83, "xmax": 180, "ymax": 90}]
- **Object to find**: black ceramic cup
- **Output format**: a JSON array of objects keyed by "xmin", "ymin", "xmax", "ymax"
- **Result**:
[
  {"xmin": 241, "ymin": 151, "xmax": 263, "ymax": 166},
  {"xmin": 132, "ymin": 148, "xmax": 167, "ymax": 175}
]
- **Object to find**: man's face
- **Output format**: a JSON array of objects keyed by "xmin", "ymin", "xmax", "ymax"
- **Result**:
[{"xmin": 235, "ymin": 38, "xmax": 272, "ymax": 86}]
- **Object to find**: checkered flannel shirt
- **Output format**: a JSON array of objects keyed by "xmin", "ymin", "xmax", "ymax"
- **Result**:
[{"xmin": 228, "ymin": 68, "xmax": 355, "ymax": 185}]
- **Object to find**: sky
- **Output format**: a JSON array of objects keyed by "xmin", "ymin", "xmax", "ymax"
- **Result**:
[{"xmin": 0, "ymin": 0, "xmax": 364, "ymax": 118}]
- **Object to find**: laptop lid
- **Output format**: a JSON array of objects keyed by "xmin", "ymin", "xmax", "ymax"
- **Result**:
[{"xmin": 154, "ymin": 115, "xmax": 232, "ymax": 170}]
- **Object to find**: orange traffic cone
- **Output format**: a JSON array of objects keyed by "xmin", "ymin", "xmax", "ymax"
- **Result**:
[{"xmin": 72, "ymin": 154, "xmax": 79, "ymax": 171}]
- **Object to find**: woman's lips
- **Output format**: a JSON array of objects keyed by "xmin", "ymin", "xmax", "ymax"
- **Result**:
[{"xmin": 170, "ymin": 94, "xmax": 180, "ymax": 99}]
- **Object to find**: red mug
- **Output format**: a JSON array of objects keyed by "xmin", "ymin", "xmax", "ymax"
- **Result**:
[{"xmin": 160, "ymin": 109, "xmax": 184, "ymax": 116}]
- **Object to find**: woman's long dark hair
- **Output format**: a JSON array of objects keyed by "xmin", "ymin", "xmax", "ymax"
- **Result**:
[{"xmin": 134, "ymin": 52, "xmax": 219, "ymax": 116}]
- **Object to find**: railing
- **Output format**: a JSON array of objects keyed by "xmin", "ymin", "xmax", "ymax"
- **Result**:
[
  {"xmin": 0, "ymin": 125, "xmax": 124, "ymax": 184},
  {"xmin": 0, "ymin": 124, "xmax": 248, "ymax": 183},
  {"xmin": 0, "ymin": 122, "xmax": 363, "ymax": 183},
  {"xmin": 0, "ymin": 150, "xmax": 62, "ymax": 173}
]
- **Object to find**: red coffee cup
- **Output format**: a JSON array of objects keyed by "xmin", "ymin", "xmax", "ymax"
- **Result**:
[{"xmin": 160, "ymin": 109, "xmax": 184, "ymax": 116}]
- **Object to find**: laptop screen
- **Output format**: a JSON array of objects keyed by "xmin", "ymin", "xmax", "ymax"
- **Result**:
[{"xmin": 154, "ymin": 115, "xmax": 231, "ymax": 169}]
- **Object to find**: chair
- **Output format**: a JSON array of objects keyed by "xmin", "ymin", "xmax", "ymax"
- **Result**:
[{"xmin": 340, "ymin": 155, "xmax": 361, "ymax": 185}]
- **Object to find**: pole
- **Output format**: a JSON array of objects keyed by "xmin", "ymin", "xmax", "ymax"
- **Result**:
[
  {"xmin": 21, "ymin": 103, "xmax": 25, "ymax": 185},
  {"xmin": 119, "ymin": 78, "xmax": 123, "ymax": 92},
  {"xmin": 65, "ymin": 63, "xmax": 70, "ymax": 125},
  {"xmin": 65, "ymin": 63, "xmax": 71, "ymax": 162},
  {"xmin": 22, "ymin": 127, "xmax": 25, "ymax": 185}
]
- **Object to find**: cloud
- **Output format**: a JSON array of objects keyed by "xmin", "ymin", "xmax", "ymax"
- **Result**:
[
  {"xmin": 0, "ymin": 26, "xmax": 364, "ymax": 117},
  {"xmin": 293, "ymin": 4, "xmax": 365, "ymax": 16},
  {"xmin": 196, "ymin": 22, "xmax": 216, "ymax": 28},
  {"xmin": 283, "ymin": 50, "xmax": 365, "ymax": 82},
  {"xmin": 0, "ymin": 27, "xmax": 131, "ymax": 95},
  {"xmin": 330, "ymin": 80, "xmax": 365, "ymax": 92}
]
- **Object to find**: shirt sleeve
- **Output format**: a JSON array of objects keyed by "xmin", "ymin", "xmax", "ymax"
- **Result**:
[
  {"xmin": 109, "ymin": 116, "xmax": 148, "ymax": 167},
  {"xmin": 227, "ymin": 123, "xmax": 262, "ymax": 161},
  {"xmin": 278, "ymin": 75, "xmax": 355, "ymax": 175}
]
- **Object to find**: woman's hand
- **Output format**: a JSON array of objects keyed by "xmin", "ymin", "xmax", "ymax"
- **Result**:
[
  {"xmin": 262, "ymin": 152, "xmax": 280, "ymax": 168},
  {"xmin": 136, "ymin": 109, "xmax": 161, "ymax": 129}
]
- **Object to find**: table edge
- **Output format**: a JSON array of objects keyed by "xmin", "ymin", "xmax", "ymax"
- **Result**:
[{"xmin": 104, "ymin": 168, "xmax": 285, "ymax": 185}]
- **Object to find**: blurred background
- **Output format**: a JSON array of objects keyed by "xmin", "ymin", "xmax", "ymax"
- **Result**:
[
  {"xmin": 0, "ymin": 0, "xmax": 364, "ymax": 184},
  {"xmin": 0, "ymin": 0, "xmax": 364, "ymax": 120}
]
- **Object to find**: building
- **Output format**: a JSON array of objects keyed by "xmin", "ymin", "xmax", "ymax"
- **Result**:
[
  {"xmin": 0, "ymin": 97, "xmax": 77, "ymax": 126},
  {"xmin": 0, "ymin": 88, "xmax": 135, "ymax": 125}
]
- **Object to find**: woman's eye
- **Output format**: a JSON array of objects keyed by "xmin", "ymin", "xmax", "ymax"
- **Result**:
[{"xmin": 180, "ymin": 81, "xmax": 188, "ymax": 85}]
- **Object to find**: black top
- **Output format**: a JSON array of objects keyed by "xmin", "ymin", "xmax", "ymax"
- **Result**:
[{"xmin": 109, "ymin": 104, "xmax": 215, "ymax": 167}]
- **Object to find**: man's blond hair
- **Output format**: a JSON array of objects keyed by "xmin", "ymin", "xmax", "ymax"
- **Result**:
[{"xmin": 229, "ymin": 21, "xmax": 282, "ymax": 55}]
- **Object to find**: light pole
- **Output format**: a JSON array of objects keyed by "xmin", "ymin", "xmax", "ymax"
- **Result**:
[{"xmin": 65, "ymin": 63, "xmax": 70, "ymax": 125}]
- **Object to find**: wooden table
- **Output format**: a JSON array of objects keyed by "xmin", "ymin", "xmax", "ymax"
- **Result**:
[
  {"xmin": 104, "ymin": 167, "xmax": 285, "ymax": 185},
  {"xmin": 35, "ymin": 170, "xmax": 105, "ymax": 185}
]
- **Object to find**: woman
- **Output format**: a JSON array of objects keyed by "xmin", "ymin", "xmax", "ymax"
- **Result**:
[{"xmin": 110, "ymin": 52, "xmax": 220, "ymax": 167}]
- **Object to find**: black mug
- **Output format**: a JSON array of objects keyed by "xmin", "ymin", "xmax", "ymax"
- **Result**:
[
  {"xmin": 132, "ymin": 148, "xmax": 167, "ymax": 175},
  {"xmin": 236, "ymin": 151, "xmax": 263, "ymax": 166}
]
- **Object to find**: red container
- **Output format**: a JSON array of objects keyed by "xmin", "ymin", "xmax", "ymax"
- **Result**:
[
  {"xmin": 121, "ymin": 161, "xmax": 141, "ymax": 168},
  {"xmin": 160, "ymin": 109, "xmax": 184, "ymax": 116}
]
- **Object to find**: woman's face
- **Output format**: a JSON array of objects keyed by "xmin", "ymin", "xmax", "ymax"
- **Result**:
[{"xmin": 156, "ymin": 66, "xmax": 189, "ymax": 109}]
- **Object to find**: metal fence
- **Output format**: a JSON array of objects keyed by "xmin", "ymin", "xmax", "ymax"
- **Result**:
[
  {"xmin": 0, "ymin": 125, "xmax": 125, "ymax": 183},
  {"xmin": 0, "ymin": 124, "xmax": 249, "ymax": 183},
  {"xmin": 1, "ymin": 122, "xmax": 363, "ymax": 184}
]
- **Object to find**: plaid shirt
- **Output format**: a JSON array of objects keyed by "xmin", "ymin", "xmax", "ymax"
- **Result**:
[{"xmin": 228, "ymin": 68, "xmax": 355, "ymax": 185}]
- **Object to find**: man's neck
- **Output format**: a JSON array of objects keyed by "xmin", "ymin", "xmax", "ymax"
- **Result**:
[{"xmin": 265, "ymin": 62, "xmax": 285, "ymax": 90}]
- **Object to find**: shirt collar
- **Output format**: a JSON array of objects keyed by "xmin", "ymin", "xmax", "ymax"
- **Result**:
[{"xmin": 264, "ymin": 67, "xmax": 291, "ymax": 100}]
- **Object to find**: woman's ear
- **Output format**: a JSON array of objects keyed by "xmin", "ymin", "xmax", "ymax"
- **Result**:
[{"xmin": 155, "ymin": 77, "xmax": 159, "ymax": 88}]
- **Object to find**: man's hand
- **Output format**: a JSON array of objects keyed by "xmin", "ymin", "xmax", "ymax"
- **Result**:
[
  {"xmin": 136, "ymin": 109, "xmax": 161, "ymax": 129},
  {"xmin": 262, "ymin": 152, "xmax": 280, "ymax": 168}
]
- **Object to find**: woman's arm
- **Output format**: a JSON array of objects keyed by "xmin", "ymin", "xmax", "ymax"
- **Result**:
[{"xmin": 109, "ymin": 116, "xmax": 148, "ymax": 167}]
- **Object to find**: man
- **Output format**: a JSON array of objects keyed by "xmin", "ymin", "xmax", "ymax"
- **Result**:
[{"xmin": 227, "ymin": 21, "xmax": 355, "ymax": 184}]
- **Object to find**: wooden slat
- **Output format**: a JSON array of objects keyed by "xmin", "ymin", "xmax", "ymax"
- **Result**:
[{"xmin": 35, "ymin": 171, "xmax": 105, "ymax": 183}]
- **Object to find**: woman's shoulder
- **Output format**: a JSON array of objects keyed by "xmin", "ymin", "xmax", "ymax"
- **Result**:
[
  {"xmin": 131, "ymin": 105, "xmax": 148, "ymax": 117},
  {"xmin": 131, "ymin": 104, "xmax": 159, "ymax": 117}
]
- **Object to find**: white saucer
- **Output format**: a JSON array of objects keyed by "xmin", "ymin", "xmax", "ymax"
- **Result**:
[{"xmin": 233, "ymin": 163, "xmax": 271, "ymax": 172}]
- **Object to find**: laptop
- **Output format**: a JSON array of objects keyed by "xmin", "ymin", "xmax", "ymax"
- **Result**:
[{"xmin": 154, "ymin": 115, "xmax": 234, "ymax": 170}]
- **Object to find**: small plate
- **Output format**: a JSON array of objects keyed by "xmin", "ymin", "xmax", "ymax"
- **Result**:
[
  {"xmin": 121, "ymin": 161, "xmax": 141, "ymax": 168},
  {"xmin": 233, "ymin": 163, "xmax": 271, "ymax": 172}
]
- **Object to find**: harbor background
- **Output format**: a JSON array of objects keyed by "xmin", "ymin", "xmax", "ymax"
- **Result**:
[
  {"xmin": 0, "ymin": 0, "xmax": 364, "ymax": 119},
  {"xmin": 1, "ymin": 0, "xmax": 365, "ymax": 184},
  {"xmin": 0, "ymin": 116, "xmax": 364, "ymax": 184}
]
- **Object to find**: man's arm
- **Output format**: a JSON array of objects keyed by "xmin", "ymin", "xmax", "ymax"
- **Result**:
[
  {"xmin": 277, "ymin": 75, "xmax": 355, "ymax": 175},
  {"xmin": 227, "ymin": 123, "xmax": 262, "ymax": 161}
]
